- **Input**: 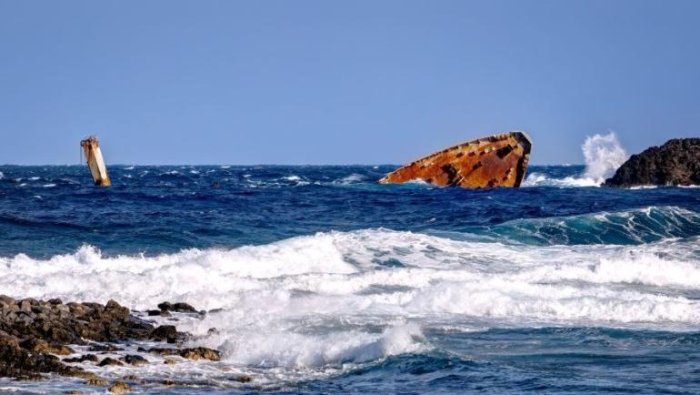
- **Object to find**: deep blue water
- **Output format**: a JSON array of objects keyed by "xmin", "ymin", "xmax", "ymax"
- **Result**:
[{"xmin": 0, "ymin": 165, "xmax": 699, "ymax": 394}]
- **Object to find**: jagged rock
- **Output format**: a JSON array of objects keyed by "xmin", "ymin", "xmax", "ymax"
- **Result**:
[
  {"xmin": 0, "ymin": 333, "xmax": 84, "ymax": 380},
  {"xmin": 605, "ymin": 138, "xmax": 700, "ymax": 187},
  {"xmin": 108, "ymin": 381, "xmax": 130, "ymax": 394},
  {"xmin": 0, "ymin": 297, "xmax": 220, "ymax": 383},
  {"xmin": 98, "ymin": 357, "xmax": 124, "ymax": 367}
]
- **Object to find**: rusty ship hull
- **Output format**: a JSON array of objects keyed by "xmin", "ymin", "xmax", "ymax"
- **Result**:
[{"xmin": 379, "ymin": 131, "xmax": 532, "ymax": 188}]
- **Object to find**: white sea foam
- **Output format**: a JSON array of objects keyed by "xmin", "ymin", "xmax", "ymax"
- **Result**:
[
  {"xmin": 524, "ymin": 132, "xmax": 628, "ymax": 187},
  {"xmin": 523, "ymin": 172, "xmax": 600, "ymax": 187},
  {"xmin": 2, "ymin": 228, "xmax": 699, "ymax": 381},
  {"xmin": 335, "ymin": 173, "xmax": 367, "ymax": 184},
  {"xmin": 0, "ymin": 171, "xmax": 3, "ymax": 180}
]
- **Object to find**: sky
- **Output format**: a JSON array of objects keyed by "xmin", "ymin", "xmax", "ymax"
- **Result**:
[{"xmin": 1, "ymin": 0, "xmax": 699, "ymax": 165}]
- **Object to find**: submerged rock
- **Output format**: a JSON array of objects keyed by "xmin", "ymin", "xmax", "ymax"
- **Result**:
[
  {"xmin": 98, "ymin": 357, "xmax": 124, "ymax": 367},
  {"xmin": 605, "ymin": 138, "xmax": 700, "ymax": 187},
  {"xmin": 108, "ymin": 380, "xmax": 130, "ymax": 393},
  {"xmin": 121, "ymin": 354, "xmax": 148, "ymax": 366}
]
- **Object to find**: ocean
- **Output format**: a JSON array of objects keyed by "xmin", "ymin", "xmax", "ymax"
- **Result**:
[{"xmin": 1, "ymin": 161, "xmax": 699, "ymax": 393}]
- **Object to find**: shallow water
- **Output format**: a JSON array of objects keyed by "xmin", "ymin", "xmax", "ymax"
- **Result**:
[{"xmin": 0, "ymin": 164, "xmax": 699, "ymax": 394}]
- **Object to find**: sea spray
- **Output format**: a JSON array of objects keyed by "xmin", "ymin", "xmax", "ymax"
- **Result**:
[
  {"xmin": 524, "ymin": 132, "xmax": 628, "ymax": 187},
  {"xmin": 582, "ymin": 132, "xmax": 629, "ymax": 183}
]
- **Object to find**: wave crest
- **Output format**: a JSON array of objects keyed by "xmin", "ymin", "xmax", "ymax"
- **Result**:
[{"xmin": 477, "ymin": 206, "xmax": 700, "ymax": 245}]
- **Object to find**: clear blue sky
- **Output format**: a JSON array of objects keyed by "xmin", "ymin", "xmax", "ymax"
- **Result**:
[{"xmin": 1, "ymin": 0, "xmax": 698, "ymax": 165}]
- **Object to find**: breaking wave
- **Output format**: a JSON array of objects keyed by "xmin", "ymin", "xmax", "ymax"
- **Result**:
[
  {"xmin": 2, "ymin": 223, "xmax": 699, "ymax": 370},
  {"xmin": 524, "ymin": 132, "xmax": 628, "ymax": 187}
]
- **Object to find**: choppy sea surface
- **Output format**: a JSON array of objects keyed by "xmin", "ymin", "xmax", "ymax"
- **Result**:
[{"xmin": 1, "ymin": 162, "xmax": 699, "ymax": 394}]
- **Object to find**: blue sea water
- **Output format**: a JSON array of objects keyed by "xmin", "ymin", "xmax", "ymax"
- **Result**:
[{"xmin": 1, "ymin": 164, "xmax": 699, "ymax": 394}]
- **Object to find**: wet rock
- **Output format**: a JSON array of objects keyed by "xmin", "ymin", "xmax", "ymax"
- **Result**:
[
  {"xmin": 98, "ymin": 357, "xmax": 124, "ymax": 367},
  {"xmin": 64, "ymin": 354, "xmax": 99, "ymax": 363},
  {"xmin": 0, "ymin": 333, "xmax": 84, "ymax": 380},
  {"xmin": 20, "ymin": 338, "xmax": 74, "ymax": 356},
  {"xmin": 146, "ymin": 346, "xmax": 220, "ymax": 361},
  {"xmin": 108, "ymin": 381, "xmax": 130, "ymax": 394},
  {"xmin": 121, "ymin": 354, "xmax": 148, "ymax": 366},
  {"xmin": 0, "ymin": 297, "xmax": 214, "ymax": 382},
  {"xmin": 157, "ymin": 302, "xmax": 198, "ymax": 313},
  {"xmin": 605, "ymin": 138, "xmax": 700, "ymax": 187},
  {"xmin": 0, "ymin": 295, "xmax": 15, "ymax": 306},
  {"xmin": 179, "ymin": 347, "xmax": 221, "ymax": 361},
  {"xmin": 163, "ymin": 358, "xmax": 177, "ymax": 365},
  {"xmin": 89, "ymin": 343, "xmax": 122, "ymax": 352},
  {"xmin": 150, "ymin": 325, "xmax": 178, "ymax": 343}
]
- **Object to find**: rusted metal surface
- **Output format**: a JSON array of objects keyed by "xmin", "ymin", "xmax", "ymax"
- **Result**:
[
  {"xmin": 379, "ymin": 131, "xmax": 532, "ymax": 188},
  {"xmin": 80, "ymin": 136, "xmax": 111, "ymax": 187}
]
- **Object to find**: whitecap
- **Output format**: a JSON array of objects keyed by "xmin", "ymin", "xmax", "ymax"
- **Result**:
[{"xmin": 334, "ymin": 173, "xmax": 366, "ymax": 184}]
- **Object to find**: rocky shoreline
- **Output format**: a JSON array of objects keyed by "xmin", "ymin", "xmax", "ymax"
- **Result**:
[{"xmin": 0, "ymin": 296, "xmax": 240, "ymax": 393}]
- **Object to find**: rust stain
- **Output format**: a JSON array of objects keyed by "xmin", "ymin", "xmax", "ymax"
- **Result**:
[
  {"xmin": 80, "ymin": 136, "xmax": 111, "ymax": 187},
  {"xmin": 379, "ymin": 131, "xmax": 532, "ymax": 188}
]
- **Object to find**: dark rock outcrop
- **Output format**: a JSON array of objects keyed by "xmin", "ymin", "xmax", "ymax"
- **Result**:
[
  {"xmin": 0, "ymin": 297, "xmax": 152, "ymax": 345},
  {"xmin": 0, "ymin": 296, "xmax": 222, "ymax": 385},
  {"xmin": 605, "ymin": 138, "xmax": 700, "ymax": 187}
]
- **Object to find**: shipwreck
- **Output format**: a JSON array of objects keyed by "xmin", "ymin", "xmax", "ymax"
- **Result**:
[
  {"xmin": 80, "ymin": 136, "xmax": 111, "ymax": 187},
  {"xmin": 379, "ymin": 130, "xmax": 532, "ymax": 188}
]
